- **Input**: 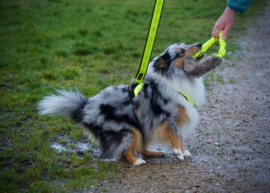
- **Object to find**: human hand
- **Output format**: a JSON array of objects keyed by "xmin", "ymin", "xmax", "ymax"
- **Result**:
[{"xmin": 212, "ymin": 6, "xmax": 237, "ymax": 39}]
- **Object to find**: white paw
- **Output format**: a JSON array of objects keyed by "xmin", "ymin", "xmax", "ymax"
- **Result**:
[
  {"xmin": 133, "ymin": 159, "xmax": 146, "ymax": 166},
  {"xmin": 173, "ymin": 148, "xmax": 182, "ymax": 155},
  {"xmin": 183, "ymin": 150, "xmax": 191, "ymax": 157},
  {"xmin": 174, "ymin": 148, "xmax": 184, "ymax": 161},
  {"xmin": 177, "ymin": 154, "xmax": 184, "ymax": 161}
]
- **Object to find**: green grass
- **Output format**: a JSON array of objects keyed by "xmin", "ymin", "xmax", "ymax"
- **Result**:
[{"xmin": 0, "ymin": 0, "xmax": 267, "ymax": 192}]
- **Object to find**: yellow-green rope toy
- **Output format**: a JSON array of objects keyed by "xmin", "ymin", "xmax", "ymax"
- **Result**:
[{"xmin": 192, "ymin": 30, "xmax": 226, "ymax": 58}]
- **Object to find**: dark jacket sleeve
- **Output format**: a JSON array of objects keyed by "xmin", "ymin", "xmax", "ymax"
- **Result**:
[{"xmin": 227, "ymin": 0, "xmax": 253, "ymax": 13}]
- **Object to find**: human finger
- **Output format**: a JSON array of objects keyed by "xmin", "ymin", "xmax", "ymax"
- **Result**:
[
  {"xmin": 222, "ymin": 23, "xmax": 233, "ymax": 39},
  {"xmin": 212, "ymin": 25, "xmax": 223, "ymax": 39}
]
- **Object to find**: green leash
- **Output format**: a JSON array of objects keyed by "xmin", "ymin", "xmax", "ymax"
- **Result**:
[{"xmin": 134, "ymin": 0, "xmax": 165, "ymax": 83}]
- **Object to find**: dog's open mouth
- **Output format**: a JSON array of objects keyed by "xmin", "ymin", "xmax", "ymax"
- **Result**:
[{"xmin": 195, "ymin": 53, "xmax": 204, "ymax": 61}]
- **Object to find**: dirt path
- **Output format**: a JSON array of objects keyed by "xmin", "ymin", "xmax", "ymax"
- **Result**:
[{"xmin": 84, "ymin": 2, "xmax": 270, "ymax": 192}]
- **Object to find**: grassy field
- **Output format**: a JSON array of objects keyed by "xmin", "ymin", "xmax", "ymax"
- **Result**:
[{"xmin": 0, "ymin": 0, "xmax": 267, "ymax": 192}]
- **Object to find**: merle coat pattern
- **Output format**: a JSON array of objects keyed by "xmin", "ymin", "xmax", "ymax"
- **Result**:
[{"xmin": 39, "ymin": 43, "xmax": 223, "ymax": 165}]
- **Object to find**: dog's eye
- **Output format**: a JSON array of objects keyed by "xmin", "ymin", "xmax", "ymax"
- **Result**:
[{"xmin": 180, "ymin": 49, "xmax": 185, "ymax": 54}]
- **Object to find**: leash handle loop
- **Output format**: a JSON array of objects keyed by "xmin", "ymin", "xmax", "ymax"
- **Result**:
[{"xmin": 135, "ymin": 0, "xmax": 165, "ymax": 83}]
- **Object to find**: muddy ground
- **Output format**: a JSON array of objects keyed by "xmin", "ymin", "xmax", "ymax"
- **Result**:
[{"xmin": 61, "ymin": 2, "xmax": 270, "ymax": 192}]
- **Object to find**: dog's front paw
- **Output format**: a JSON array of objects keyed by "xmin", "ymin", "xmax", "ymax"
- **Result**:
[
  {"xmin": 173, "ymin": 148, "xmax": 184, "ymax": 161},
  {"xmin": 177, "ymin": 154, "xmax": 184, "ymax": 161},
  {"xmin": 183, "ymin": 150, "xmax": 191, "ymax": 157},
  {"xmin": 133, "ymin": 159, "xmax": 146, "ymax": 166}
]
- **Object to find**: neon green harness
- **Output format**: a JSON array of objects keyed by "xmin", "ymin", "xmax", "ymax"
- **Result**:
[{"xmin": 132, "ymin": 82, "xmax": 194, "ymax": 106}]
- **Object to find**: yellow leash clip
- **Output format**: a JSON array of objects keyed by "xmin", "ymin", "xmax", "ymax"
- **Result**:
[{"xmin": 192, "ymin": 30, "xmax": 226, "ymax": 58}]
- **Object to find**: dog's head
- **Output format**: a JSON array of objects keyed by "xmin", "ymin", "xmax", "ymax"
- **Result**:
[{"xmin": 151, "ymin": 43, "xmax": 222, "ymax": 79}]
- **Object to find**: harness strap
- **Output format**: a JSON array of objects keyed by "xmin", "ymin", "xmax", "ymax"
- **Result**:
[
  {"xmin": 128, "ymin": 83, "xmax": 145, "ymax": 139},
  {"xmin": 128, "ymin": 82, "xmax": 145, "ymax": 99},
  {"xmin": 178, "ymin": 91, "xmax": 194, "ymax": 106}
]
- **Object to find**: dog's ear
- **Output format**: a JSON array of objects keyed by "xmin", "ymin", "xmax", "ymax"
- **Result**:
[
  {"xmin": 184, "ymin": 55, "xmax": 223, "ymax": 78},
  {"xmin": 183, "ymin": 56, "xmax": 197, "ymax": 72},
  {"xmin": 153, "ymin": 51, "xmax": 171, "ymax": 69},
  {"xmin": 153, "ymin": 57, "xmax": 166, "ymax": 69}
]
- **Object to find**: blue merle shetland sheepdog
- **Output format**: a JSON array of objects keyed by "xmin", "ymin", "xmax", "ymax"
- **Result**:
[{"xmin": 39, "ymin": 43, "xmax": 223, "ymax": 165}]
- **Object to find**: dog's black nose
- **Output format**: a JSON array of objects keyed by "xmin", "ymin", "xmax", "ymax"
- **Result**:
[{"xmin": 197, "ymin": 43, "xmax": 202, "ymax": 48}]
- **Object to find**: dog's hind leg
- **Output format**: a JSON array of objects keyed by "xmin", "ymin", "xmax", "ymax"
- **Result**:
[
  {"xmin": 124, "ymin": 148, "xmax": 145, "ymax": 166},
  {"xmin": 142, "ymin": 149, "xmax": 165, "ymax": 158},
  {"xmin": 123, "ymin": 129, "xmax": 145, "ymax": 166}
]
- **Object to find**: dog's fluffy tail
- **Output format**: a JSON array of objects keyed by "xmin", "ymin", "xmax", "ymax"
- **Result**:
[{"xmin": 38, "ymin": 89, "xmax": 88, "ymax": 123}]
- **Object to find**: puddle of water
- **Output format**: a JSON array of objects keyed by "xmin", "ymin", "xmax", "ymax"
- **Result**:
[
  {"xmin": 50, "ymin": 140, "xmax": 188, "ymax": 162},
  {"xmin": 50, "ymin": 142, "xmax": 92, "ymax": 153},
  {"xmin": 51, "ymin": 142, "xmax": 67, "ymax": 152},
  {"xmin": 76, "ymin": 143, "xmax": 91, "ymax": 151}
]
